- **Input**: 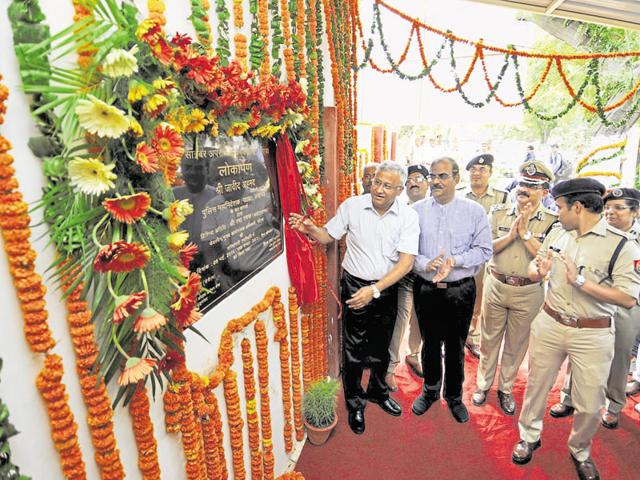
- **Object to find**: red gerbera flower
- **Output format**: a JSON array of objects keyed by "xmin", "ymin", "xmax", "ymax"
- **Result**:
[
  {"xmin": 171, "ymin": 273, "xmax": 201, "ymax": 328},
  {"xmin": 113, "ymin": 291, "xmax": 146, "ymax": 324},
  {"xmin": 102, "ymin": 192, "xmax": 151, "ymax": 224},
  {"xmin": 179, "ymin": 243, "xmax": 199, "ymax": 268},
  {"xmin": 158, "ymin": 349, "xmax": 185, "ymax": 372},
  {"xmin": 136, "ymin": 142, "xmax": 159, "ymax": 173},
  {"xmin": 94, "ymin": 241, "xmax": 151, "ymax": 273},
  {"xmin": 153, "ymin": 124, "xmax": 184, "ymax": 161}
]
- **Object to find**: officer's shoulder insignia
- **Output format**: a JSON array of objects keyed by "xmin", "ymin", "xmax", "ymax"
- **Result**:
[
  {"xmin": 606, "ymin": 224, "xmax": 633, "ymax": 239},
  {"xmin": 490, "ymin": 203, "xmax": 508, "ymax": 214},
  {"xmin": 456, "ymin": 184, "xmax": 468, "ymax": 191}
]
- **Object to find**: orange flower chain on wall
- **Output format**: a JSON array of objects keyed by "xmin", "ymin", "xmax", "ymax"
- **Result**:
[
  {"xmin": 279, "ymin": 0, "xmax": 296, "ymax": 81},
  {"xmin": 273, "ymin": 289, "xmax": 294, "ymax": 452},
  {"xmin": 241, "ymin": 338, "xmax": 264, "ymax": 479},
  {"xmin": 255, "ymin": 319, "xmax": 275, "ymax": 480},
  {"xmin": 258, "ymin": 0, "xmax": 271, "ymax": 79},
  {"xmin": 129, "ymin": 383, "xmax": 161, "ymax": 480},
  {"xmin": 288, "ymin": 287, "xmax": 304, "ymax": 441}
]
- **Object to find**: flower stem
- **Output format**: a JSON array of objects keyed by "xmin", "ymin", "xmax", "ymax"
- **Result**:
[
  {"xmin": 140, "ymin": 269, "xmax": 151, "ymax": 308},
  {"xmin": 111, "ymin": 322, "xmax": 130, "ymax": 359},
  {"xmin": 107, "ymin": 271, "xmax": 117, "ymax": 298},
  {"xmin": 92, "ymin": 213, "xmax": 110, "ymax": 248}
]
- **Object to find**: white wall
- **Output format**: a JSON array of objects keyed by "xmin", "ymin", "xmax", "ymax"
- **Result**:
[{"xmin": 0, "ymin": 1, "xmax": 303, "ymax": 478}]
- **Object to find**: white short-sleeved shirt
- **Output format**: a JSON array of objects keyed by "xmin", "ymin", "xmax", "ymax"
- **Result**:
[{"xmin": 325, "ymin": 194, "xmax": 420, "ymax": 281}]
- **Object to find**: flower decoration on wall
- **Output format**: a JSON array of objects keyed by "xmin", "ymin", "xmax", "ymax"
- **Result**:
[{"xmin": 12, "ymin": 0, "xmax": 315, "ymax": 405}]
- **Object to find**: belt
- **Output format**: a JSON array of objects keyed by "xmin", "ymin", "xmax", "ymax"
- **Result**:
[
  {"xmin": 490, "ymin": 269, "xmax": 537, "ymax": 287},
  {"xmin": 543, "ymin": 303, "xmax": 611, "ymax": 329},
  {"xmin": 431, "ymin": 277, "xmax": 472, "ymax": 289}
]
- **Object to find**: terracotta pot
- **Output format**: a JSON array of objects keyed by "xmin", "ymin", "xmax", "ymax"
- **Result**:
[{"xmin": 304, "ymin": 415, "xmax": 338, "ymax": 446}]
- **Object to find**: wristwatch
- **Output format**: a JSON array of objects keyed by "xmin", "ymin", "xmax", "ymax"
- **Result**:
[
  {"xmin": 522, "ymin": 230, "xmax": 532, "ymax": 241},
  {"xmin": 370, "ymin": 285, "xmax": 381, "ymax": 299},
  {"xmin": 573, "ymin": 274, "xmax": 586, "ymax": 288}
]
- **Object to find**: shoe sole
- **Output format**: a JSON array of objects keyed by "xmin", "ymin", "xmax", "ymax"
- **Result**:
[
  {"xmin": 511, "ymin": 441, "xmax": 541, "ymax": 465},
  {"xmin": 549, "ymin": 408, "xmax": 574, "ymax": 418},
  {"xmin": 601, "ymin": 419, "xmax": 618, "ymax": 429}
]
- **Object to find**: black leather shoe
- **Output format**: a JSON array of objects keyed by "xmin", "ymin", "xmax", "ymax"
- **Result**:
[
  {"xmin": 570, "ymin": 455, "xmax": 600, "ymax": 480},
  {"xmin": 601, "ymin": 410, "xmax": 618, "ymax": 429},
  {"xmin": 447, "ymin": 400, "xmax": 469, "ymax": 423},
  {"xmin": 512, "ymin": 439, "xmax": 541, "ymax": 465},
  {"xmin": 369, "ymin": 396, "xmax": 402, "ymax": 416},
  {"xmin": 406, "ymin": 355, "xmax": 424, "ymax": 378},
  {"xmin": 549, "ymin": 403, "xmax": 574, "ymax": 418},
  {"xmin": 498, "ymin": 391, "xmax": 516, "ymax": 416},
  {"xmin": 472, "ymin": 388, "xmax": 488, "ymax": 406},
  {"xmin": 412, "ymin": 392, "xmax": 439, "ymax": 416},
  {"xmin": 348, "ymin": 409, "xmax": 365, "ymax": 434}
]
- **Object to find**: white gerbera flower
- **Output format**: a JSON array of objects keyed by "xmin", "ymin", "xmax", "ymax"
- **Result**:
[
  {"xmin": 102, "ymin": 45, "xmax": 139, "ymax": 78},
  {"xmin": 68, "ymin": 157, "xmax": 117, "ymax": 196},
  {"xmin": 75, "ymin": 95, "xmax": 129, "ymax": 138}
]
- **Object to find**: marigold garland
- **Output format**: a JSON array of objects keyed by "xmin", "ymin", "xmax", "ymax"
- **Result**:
[
  {"xmin": 255, "ymin": 319, "xmax": 275, "ymax": 480},
  {"xmin": 272, "ymin": 290, "xmax": 293, "ymax": 452},
  {"xmin": 279, "ymin": 0, "xmax": 295, "ymax": 81},
  {"xmin": 577, "ymin": 170, "xmax": 623, "ymax": 180},
  {"xmin": 575, "ymin": 139, "xmax": 627, "ymax": 172},
  {"xmin": 204, "ymin": 387, "xmax": 227, "ymax": 480},
  {"xmin": 129, "ymin": 383, "xmax": 161, "ymax": 480},
  {"xmin": 258, "ymin": 0, "xmax": 271, "ymax": 80},
  {"xmin": 294, "ymin": 0, "xmax": 306, "ymax": 80},
  {"xmin": 288, "ymin": 287, "xmax": 304, "ymax": 440},
  {"xmin": 241, "ymin": 338, "xmax": 264, "ymax": 479},
  {"xmin": 190, "ymin": 0, "xmax": 213, "ymax": 51},
  {"xmin": 223, "ymin": 369, "xmax": 246, "ymax": 480},
  {"xmin": 276, "ymin": 473, "xmax": 305, "ymax": 480},
  {"xmin": 163, "ymin": 384, "xmax": 182, "ymax": 433},
  {"xmin": 36, "ymin": 354, "xmax": 87, "ymax": 480}
]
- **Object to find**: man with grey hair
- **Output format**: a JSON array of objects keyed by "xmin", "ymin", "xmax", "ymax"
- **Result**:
[
  {"xmin": 290, "ymin": 160, "xmax": 420, "ymax": 435},
  {"xmin": 361, "ymin": 163, "xmax": 377, "ymax": 194}
]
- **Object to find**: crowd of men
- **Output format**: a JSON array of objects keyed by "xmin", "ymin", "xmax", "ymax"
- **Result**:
[{"xmin": 289, "ymin": 152, "xmax": 640, "ymax": 480}]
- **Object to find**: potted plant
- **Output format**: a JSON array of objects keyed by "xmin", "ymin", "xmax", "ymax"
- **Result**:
[{"xmin": 302, "ymin": 377, "xmax": 340, "ymax": 445}]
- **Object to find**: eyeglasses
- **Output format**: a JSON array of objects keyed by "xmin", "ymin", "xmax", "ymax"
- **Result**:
[
  {"xmin": 469, "ymin": 166, "xmax": 490, "ymax": 174},
  {"xmin": 517, "ymin": 181, "xmax": 546, "ymax": 190},
  {"xmin": 604, "ymin": 204, "xmax": 632, "ymax": 212},
  {"xmin": 428, "ymin": 173, "xmax": 453, "ymax": 182},
  {"xmin": 405, "ymin": 176, "xmax": 427, "ymax": 185},
  {"xmin": 372, "ymin": 178, "xmax": 402, "ymax": 192}
]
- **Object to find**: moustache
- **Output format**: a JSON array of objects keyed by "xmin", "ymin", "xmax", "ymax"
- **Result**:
[{"xmin": 516, "ymin": 190, "xmax": 530, "ymax": 198}]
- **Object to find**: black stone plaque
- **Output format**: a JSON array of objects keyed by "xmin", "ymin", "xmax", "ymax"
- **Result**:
[{"xmin": 173, "ymin": 135, "xmax": 283, "ymax": 314}]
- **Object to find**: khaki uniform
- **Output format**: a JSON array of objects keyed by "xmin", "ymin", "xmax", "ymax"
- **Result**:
[
  {"xmin": 559, "ymin": 223, "xmax": 640, "ymax": 414},
  {"xmin": 476, "ymin": 203, "xmax": 557, "ymax": 394},
  {"xmin": 518, "ymin": 219, "xmax": 640, "ymax": 462},
  {"xmin": 457, "ymin": 185, "xmax": 510, "ymax": 346}
]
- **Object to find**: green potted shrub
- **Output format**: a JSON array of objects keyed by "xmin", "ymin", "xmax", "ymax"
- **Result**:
[{"xmin": 302, "ymin": 377, "xmax": 340, "ymax": 445}]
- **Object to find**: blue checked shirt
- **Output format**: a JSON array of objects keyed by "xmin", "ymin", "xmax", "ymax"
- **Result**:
[{"xmin": 413, "ymin": 197, "xmax": 493, "ymax": 282}]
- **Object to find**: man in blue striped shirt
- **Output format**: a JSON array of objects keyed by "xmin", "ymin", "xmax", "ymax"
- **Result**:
[{"xmin": 411, "ymin": 157, "xmax": 493, "ymax": 423}]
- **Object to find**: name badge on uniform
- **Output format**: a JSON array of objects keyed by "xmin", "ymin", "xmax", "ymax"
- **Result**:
[{"xmin": 498, "ymin": 227, "xmax": 510, "ymax": 232}]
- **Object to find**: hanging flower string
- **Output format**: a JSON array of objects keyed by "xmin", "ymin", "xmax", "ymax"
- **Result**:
[
  {"xmin": 273, "ymin": 290, "xmax": 293, "ymax": 452},
  {"xmin": 288, "ymin": 287, "xmax": 304, "ymax": 440},
  {"xmin": 129, "ymin": 383, "xmax": 161, "ymax": 480},
  {"xmin": 241, "ymin": 338, "xmax": 264, "ymax": 479},
  {"xmin": 224, "ymin": 369, "xmax": 247, "ymax": 480},
  {"xmin": 255, "ymin": 319, "xmax": 275, "ymax": 480},
  {"xmin": 576, "ymin": 139, "xmax": 627, "ymax": 172},
  {"xmin": 189, "ymin": 0, "xmax": 213, "ymax": 51}
]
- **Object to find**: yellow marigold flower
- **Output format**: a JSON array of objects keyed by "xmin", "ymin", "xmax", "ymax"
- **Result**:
[
  {"xmin": 252, "ymin": 124, "xmax": 280, "ymax": 138},
  {"xmin": 102, "ymin": 45, "xmax": 139, "ymax": 78},
  {"xmin": 227, "ymin": 122, "xmax": 250, "ymax": 137},
  {"xmin": 127, "ymin": 117, "xmax": 143, "ymax": 137},
  {"xmin": 167, "ymin": 230, "xmax": 189, "ymax": 251},
  {"xmin": 128, "ymin": 81, "xmax": 150, "ymax": 103},
  {"xmin": 68, "ymin": 157, "xmax": 117, "ymax": 196},
  {"xmin": 184, "ymin": 109, "xmax": 208, "ymax": 133},
  {"xmin": 75, "ymin": 95, "xmax": 129, "ymax": 138}
]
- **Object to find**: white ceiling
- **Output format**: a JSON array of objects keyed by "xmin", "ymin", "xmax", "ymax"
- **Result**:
[{"xmin": 467, "ymin": 0, "xmax": 640, "ymax": 31}]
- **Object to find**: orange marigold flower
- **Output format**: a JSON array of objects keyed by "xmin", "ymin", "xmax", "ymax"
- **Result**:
[
  {"xmin": 93, "ymin": 241, "xmax": 150, "ymax": 273},
  {"xmin": 102, "ymin": 192, "xmax": 151, "ymax": 224},
  {"xmin": 117, "ymin": 357, "xmax": 156, "ymax": 386},
  {"xmin": 113, "ymin": 291, "xmax": 146, "ymax": 324},
  {"xmin": 152, "ymin": 124, "xmax": 184, "ymax": 161},
  {"xmin": 133, "ymin": 307, "xmax": 167, "ymax": 333},
  {"xmin": 135, "ymin": 142, "xmax": 159, "ymax": 173}
]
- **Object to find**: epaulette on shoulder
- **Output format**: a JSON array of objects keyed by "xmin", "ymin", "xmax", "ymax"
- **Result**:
[
  {"xmin": 489, "ymin": 203, "xmax": 509, "ymax": 214},
  {"xmin": 606, "ymin": 224, "xmax": 634, "ymax": 240},
  {"xmin": 542, "ymin": 208, "xmax": 558, "ymax": 218}
]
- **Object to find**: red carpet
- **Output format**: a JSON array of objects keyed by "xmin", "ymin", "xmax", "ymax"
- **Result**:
[{"xmin": 296, "ymin": 352, "xmax": 640, "ymax": 479}]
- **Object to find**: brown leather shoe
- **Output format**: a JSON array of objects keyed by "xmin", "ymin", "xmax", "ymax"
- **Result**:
[
  {"xmin": 472, "ymin": 388, "xmax": 488, "ymax": 406},
  {"xmin": 601, "ymin": 410, "xmax": 619, "ymax": 429},
  {"xmin": 497, "ymin": 391, "xmax": 516, "ymax": 416},
  {"xmin": 549, "ymin": 402, "xmax": 574, "ymax": 418},
  {"xmin": 570, "ymin": 455, "xmax": 600, "ymax": 480},
  {"xmin": 405, "ymin": 355, "xmax": 423, "ymax": 378},
  {"xmin": 626, "ymin": 379, "xmax": 640, "ymax": 396},
  {"xmin": 465, "ymin": 342, "xmax": 481, "ymax": 359},
  {"xmin": 385, "ymin": 372, "xmax": 398, "ymax": 392},
  {"xmin": 511, "ymin": 439, "xmax": 541, "ymax": 465}
]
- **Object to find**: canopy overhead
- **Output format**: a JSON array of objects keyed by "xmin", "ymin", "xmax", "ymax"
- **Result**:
[{"xmin": 467, "ymin": 0, "xmax": 640, "ymax": 31}]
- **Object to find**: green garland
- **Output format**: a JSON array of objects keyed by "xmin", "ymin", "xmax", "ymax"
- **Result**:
[
  {"xmin": 0, "ymin": 359, "xmax": 31, "ymax": 480},
  {"xmin": 576, "ymin": 146, "xmax": 625, "ymax": 173},
  {"xmin": 315, "ymin": 0, "xmax": 325, "ymax": 172},
  {"xmin": 289, "ymin": 0, "xmax": 301, "ymax": 78},
  {"xmin": 189, "ymin": 0, "xmax": 212, "ymax": 48},
  {"xmin": 248, "ymin": 0, "xmax": 263, "ymax": 72},
  {"xmin": 269, "ymin": 0, "xmax": 283, "ymax": 79},
  {"xmin": 215, "ymin": 0, "xmax": 231, "ymax": 65}
]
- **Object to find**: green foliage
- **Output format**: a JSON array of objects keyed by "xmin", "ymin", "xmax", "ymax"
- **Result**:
[
  {"xmin": 0, "ymin": 359, "xmax": 31, "ymax": 480},
  {"xmin": 302, "ymin": 377, "xmax": 339, "ymax": 428}
]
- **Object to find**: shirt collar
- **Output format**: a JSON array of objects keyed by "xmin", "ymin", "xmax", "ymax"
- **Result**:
[
  {"xmin": 573, "ymin": 216, "xmax": 608, "ymax": 238},
  {"xmin": 365, "ymin": 194, "xmax": 400, "ymax": 216}
]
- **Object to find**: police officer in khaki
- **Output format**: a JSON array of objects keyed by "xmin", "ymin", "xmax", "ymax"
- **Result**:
[
  {"xmin": 457, "ymin": 153, "xmax": 510, "ymax": 358},
  {"xmin": 512, "ymin": 178, "xmax": 640, "ymax": 480},
  {"xmin": 549, "ymin": 187, "xmax": 640, "ymax": 431},
  {"xmin": 472, "ymin": 161, "xmax": 557, "ymax": 416}
]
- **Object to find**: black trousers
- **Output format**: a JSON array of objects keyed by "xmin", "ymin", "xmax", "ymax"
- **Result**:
[
  {"xmin": 413, "ymin": 276, "xmax": 475, "ymax": 402},
  {"xmin": 341, "ymin": 271, "xmax": 398, "ymax": 412}
]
